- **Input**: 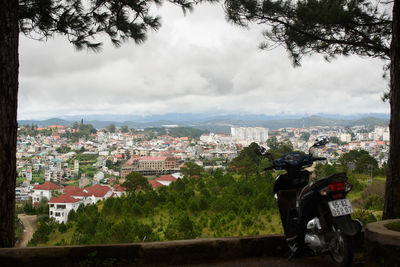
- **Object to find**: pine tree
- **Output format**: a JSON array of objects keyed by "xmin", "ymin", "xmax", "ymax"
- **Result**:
[{"xmin": 224, "ymin": 0, "xmax": 400, "ymax": 219}]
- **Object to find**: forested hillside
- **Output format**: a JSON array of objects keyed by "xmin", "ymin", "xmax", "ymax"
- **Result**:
[
  {"xmin": 28, "ymin": 143, "xmax": 384, "ymax": 246},
  {"xmin": 29, "ymin": 169, "xmax": 282, "ymax": 246}
]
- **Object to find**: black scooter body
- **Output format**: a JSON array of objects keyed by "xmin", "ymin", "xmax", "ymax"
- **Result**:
[{"xmin": 275, "ymin": 171, "xmax": 357, "ymax": 239}]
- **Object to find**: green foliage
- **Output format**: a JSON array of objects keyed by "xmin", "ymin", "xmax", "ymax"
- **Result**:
[
  {"xmin": 60, "ymin": 123, "xmax": 96, "ymax": 141},
  {"xmin": 351, "ymin": 209, "xmax": 379, "ymax": 226},
  {"xmin": 58, "ymin": 222, "xmax": 67, "ymax": 233},
  {"xmin": 68, "ymin": 209, "xmax": 77, "ymax": 222},
  {"xmin": 106, "ymin": 124, "xmax": 116, "ymax": 133},
  {"xmin": 74, "ymin": 153, "xmax": 98, "ymax": 162},
  {"xmin": 363, "ymin": 194, "xmax": 384, "ymax": 211},
  {"xmin": 28, "ymin": 219, "xmax": 56, "ymax": 246},
  {"xmin": 164, "ymin": 213, "xmax": 200, "ymax": 240},
  {"xmin": 230, "ymin": 142, "xmax": 264, "ymax": 178},
  {"xmin": 386, "ymin": 221, "xmax": 400, "ymax": 232},
  {"xmin": 347, "ymin": 173, "xmax": 364, "ymax": 192},
  {"xmin": 37, "ymin": 214, "xmax": 49, "ymax": 224},
  {"xmin": 56, "ymin": 146, "xmax": 71, "ymax": 154},
  {"xmin": 339, "ymin": 150, "xmax": 380, "ymax": 175},
  {"xmin": 18, "ymin": 125, "xmax": 52, "ymax": 137},
  {"xmin": 33, "ymin": 166, "xmax": 281, "ymax": 246},
  {"xmin": 105, "ymin": 159, "xmax": 124, "ymax": 172},
  {"xmin": 23, "ymin": 202, "xmax": 36, "ymax": 215},
  {"xmin": 314, "ymin": 163, "xmax": 343, "ymax": 178},
  {"xmin": 122, "ymin": 172, "xmax": 150, "ymax": 192},
  {"xmin": 19, "ymin": 0, "xmax": 202, "ymax": 52},
  {"xmin": 180, "ymin": 162, "xmax": 203, "ymax": 177},
  {"xmin": 266, "ymin": 137, "xmax": 293, "ymax": 158},
  {"xmin": 224, "ymin": 0, "xmax": 391, "ymax": 65}
]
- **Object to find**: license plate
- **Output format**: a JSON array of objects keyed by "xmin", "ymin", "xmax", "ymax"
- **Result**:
[{"xmin": 328, "ymin": 199, "xmax": 354, "ymax": 217}]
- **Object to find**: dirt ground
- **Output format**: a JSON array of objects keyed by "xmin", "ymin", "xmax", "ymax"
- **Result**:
[{"xmin": 16, "ymin": 214, "xmax": 37, "ymax": 247}]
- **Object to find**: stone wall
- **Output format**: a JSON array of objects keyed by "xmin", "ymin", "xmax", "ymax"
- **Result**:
[
  {"xmin": 0, "ymin": 235, "xmax": 287, "ymax": 267},
  {"xmin": 364, "ymin": 219, "xmax": 400, "ymax": 267}
]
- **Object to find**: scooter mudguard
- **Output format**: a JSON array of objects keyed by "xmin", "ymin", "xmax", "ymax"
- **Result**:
[{"xmin": 332, "ymin": 215, "xmax": 357, "ymax": 236}]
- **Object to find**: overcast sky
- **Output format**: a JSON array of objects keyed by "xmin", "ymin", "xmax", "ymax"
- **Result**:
[{"xmin": 18, "ymin": 2, "xmax": 390, "ymax": 120}]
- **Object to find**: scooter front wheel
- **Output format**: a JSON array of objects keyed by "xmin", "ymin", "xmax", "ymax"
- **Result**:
[{"xmin": 329, "ymin": 228, "xmax": 354, "ymax": 267}]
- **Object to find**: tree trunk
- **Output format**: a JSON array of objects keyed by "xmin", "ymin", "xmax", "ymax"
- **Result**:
[
  {"xmin": 384, "ymin": 0, "xmax": 400, "ymax": 220},
  {"xmin": 0, "ymin": 0, "xmax": 19, "ymax": 247}
]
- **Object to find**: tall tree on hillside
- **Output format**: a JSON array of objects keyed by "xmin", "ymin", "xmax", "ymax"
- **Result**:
[
  {"xmin": 224, "ymin": 0, "xmax": 399, "ymax": 219},
  {"xmin": 122, "ymin": 172, "xmax": 150, "ymax": 192},
  {"xmin": 106, "ymin": 124, "xmax": 116, "ymax": 133},
  {"xmin": 0, "ymin": 0, "xmax": 214, "ymax": 247}
]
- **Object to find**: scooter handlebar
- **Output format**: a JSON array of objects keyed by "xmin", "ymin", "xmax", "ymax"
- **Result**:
[{"xmin": 264, "ymin": 166, "xmax": 275, "ymax": 171}]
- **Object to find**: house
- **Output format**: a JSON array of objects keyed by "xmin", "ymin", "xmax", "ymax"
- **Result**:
[
  {"xmin": 63, "ymin": 185, "xmax": 89, "ymax": 202},
  {"xmin": 155, "ymin": 174, "xmax": 177, "ymax": 186},
  {"xmin": 31, "ymin": 181, "xmax": 62, "ymax": 206},
  {"xmin": 148, "ymin": 180, "xmax": 164, "ymax": 189},
  {"xmin": 112, "ymin": 184, "xmax": 127, "ymax": 197},
  {"xmin": 49, "ymin": 194, "xmax": 82, "ymax": 224},
  {"xmin": 85, "ymin": 184, "xmax": 113, "ymax": 204}
]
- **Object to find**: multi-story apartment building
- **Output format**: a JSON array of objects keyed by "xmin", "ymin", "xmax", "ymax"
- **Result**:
[
  {"xmin": 231, "ymin": 127, "xmax": 269, "ymax": 142},
  {"xmin": 120, "ymin": 156, "xmax": 181, "ymax": 179}
]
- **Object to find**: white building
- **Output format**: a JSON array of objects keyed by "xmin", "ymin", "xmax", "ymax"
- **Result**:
[
  {"xmin": 94, "ymin": 171, "xmax": 105, "ymax": 184},
  {"xmin": 155, "ymin": 174, "xmax": 177, "ymax": 186},
  {"xmin": 340, "ymin": 134, "xmax": 352, "ymax": 143},
  {"xmin": 231, "ymin": 127, "xmax": 269, "ymax": 142},
  {"xmin": 85, "ymin": 184, "xmax": 113, "ymax": 204},
  {"xmin": 49, "ymin": 194, "xmax": 82, "ymax": 224},
  {"xmin": 112, "ymin": 184, "xmax": 127, "ymax": 197},
  {"xmin": 31, "ymin": 181, "xmax": 62, "ymax": 205},
  {"xmin": 26, "ymin": 167, "xmax": 32, "ymax": 181},
  {"xmin": 44, "ymin": 170, "xmax": 51, "ymax": 181},
  {"xmin": 73, "ymin": 160, "xmax": 79, "ymax": 176}
]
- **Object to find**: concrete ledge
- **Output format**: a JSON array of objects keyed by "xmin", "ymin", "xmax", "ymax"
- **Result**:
[
  {"xmin": 0, "ymin": 235, "xmax": 287, "ymax": 266},
  {"xmin": 365, "ymin": 219, "xmax": 400, "ymax": 266}
]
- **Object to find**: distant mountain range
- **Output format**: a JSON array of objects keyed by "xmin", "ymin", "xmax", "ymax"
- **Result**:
[{"xmin": 18, "ymin": 114, "xmax": 389, "ymax": 133}]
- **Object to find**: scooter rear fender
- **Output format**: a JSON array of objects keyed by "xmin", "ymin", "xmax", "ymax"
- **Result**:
[{"xmin": 332, "ymin": 215, "xmax": 358, "ymax": 236}]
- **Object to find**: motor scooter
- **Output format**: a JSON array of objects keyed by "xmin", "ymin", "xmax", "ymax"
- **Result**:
[{"xmin": 256, "ymin": 137, "xmax": 362, "ymax": 266}]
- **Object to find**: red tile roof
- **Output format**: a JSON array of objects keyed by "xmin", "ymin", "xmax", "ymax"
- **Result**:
[
  {"xmin": 33, "ymin": 181, "xmax": 62, "ymax": 191},
  {"xmin": 63, "ymin": 186, "xmax": 89, "ymax": 197},
  {"xmin": 149, "ymin": 180, "xmax": 164, "ymax": 189},
  {"xmin": 139, "ymin": 156, "xmax": 167, "ymax": 161},
  {"xmin": 49, "ymin": 194, "xmax": 81, "ymax": 204},
  {"xmin": 85, "ymin": 184, "xmax": 111, "ymax": 197},
  {"xmin": 113, "ymin": 184, "xmax": 126, "ymax": 192},
  {"xmin": 156, "ymin": 175, "xmax": 177, "ymax": 182}
]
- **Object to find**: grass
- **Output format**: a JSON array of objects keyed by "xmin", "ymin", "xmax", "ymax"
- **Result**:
[
  {"xmin": 347, "ymin": 190, "xmax": 363, "ymax": 202},
  {"xmin": 386, "ymin": 221, "xmax": 400, "ymax": 232},
  {"xmin": 42, "ymin": 227, "xmax": 75, "ymax": 246}
]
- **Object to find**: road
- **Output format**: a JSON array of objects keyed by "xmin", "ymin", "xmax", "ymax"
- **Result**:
[{"xmin": 16, "ymin": 214, "xmax": 37, "ymax": 247}]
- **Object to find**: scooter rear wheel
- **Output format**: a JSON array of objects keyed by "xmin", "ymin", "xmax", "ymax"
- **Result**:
[{"xmin": 329, "ymin": 228, "xmax": 354, "ymax": 267}]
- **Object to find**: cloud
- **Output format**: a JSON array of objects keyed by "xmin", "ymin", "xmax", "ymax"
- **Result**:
[{"xmin": 18, "ymin": 3, "xmax": 389, "ymax": 120}]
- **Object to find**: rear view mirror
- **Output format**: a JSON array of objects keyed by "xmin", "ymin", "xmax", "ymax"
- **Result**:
[{"xmin": 314, "ymin": 136, "xmax": 329, "ymax": 147}]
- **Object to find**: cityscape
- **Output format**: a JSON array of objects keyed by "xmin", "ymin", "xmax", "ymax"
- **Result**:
[{"xmin": 15, "ymin": 117, "xmax": 389, "ymax": 226}]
